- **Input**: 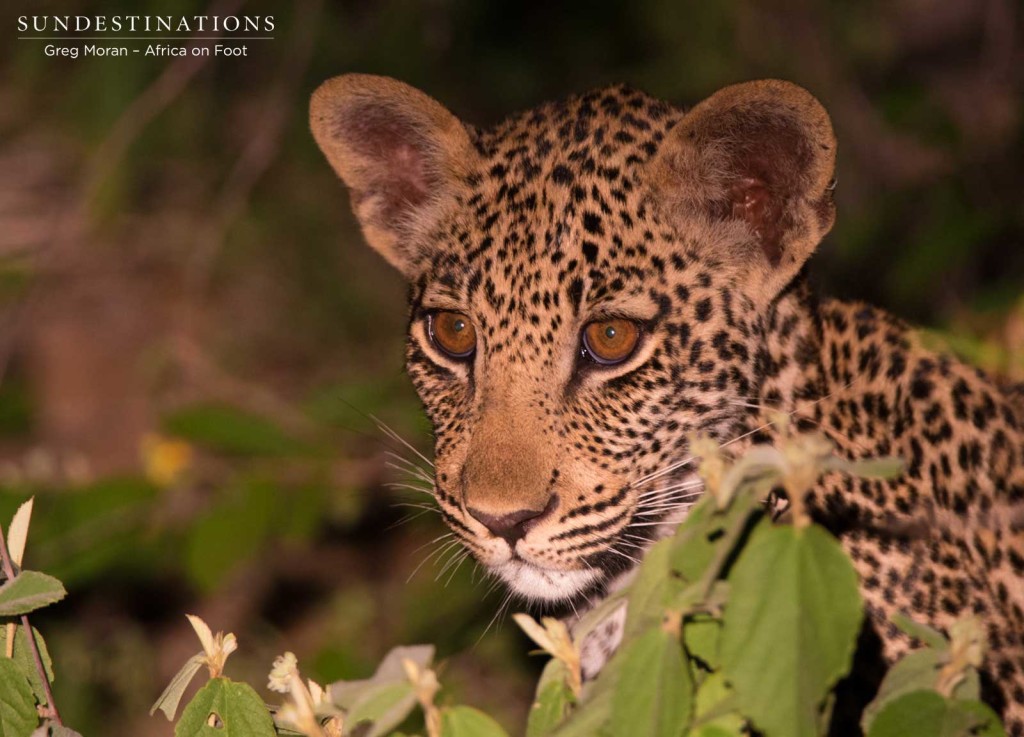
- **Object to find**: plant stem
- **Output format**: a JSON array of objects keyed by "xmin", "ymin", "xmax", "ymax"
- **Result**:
[{"xmin": 0, "ymin": 523, "xmax": 62, "ymax": 725}]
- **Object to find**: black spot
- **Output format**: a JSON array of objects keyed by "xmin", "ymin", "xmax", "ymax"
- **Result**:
[
  {"xmin": 551, "ymin": 165, "xmax": 573, "ymax": 185},
  {"xmin": 582, "ymin": 212, "xmax": 604, "ymax": 235},
  {"xmin": 567, "ymin": 278, "xmax": 585, "ymax": 312},
  {"xmin": 887, "ymin": 352, "xmax": 906, "ymax": 379},
  {"xmin": 911, "ymin": 376, "xmax": 934, "ymax": 400}
]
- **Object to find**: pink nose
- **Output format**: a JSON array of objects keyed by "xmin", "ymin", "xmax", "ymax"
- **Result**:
[{"xmin": 467, "ymin": 497, "xmax": 557, "ymax": 544}]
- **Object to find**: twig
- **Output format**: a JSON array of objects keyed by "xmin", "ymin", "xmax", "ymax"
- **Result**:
[{"xmin": 0, "ymin": 523, "xmax": 62, "ymax": 725}]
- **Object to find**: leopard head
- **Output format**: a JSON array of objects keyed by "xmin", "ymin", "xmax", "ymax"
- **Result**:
[{"xmin": 311, "ymin": 75, "xmax": 836, "ymax": 605}]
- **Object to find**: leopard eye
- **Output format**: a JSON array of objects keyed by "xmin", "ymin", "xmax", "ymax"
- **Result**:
[
  {"xmin": 582, "ymin": 318, "xmax": 641, "ymax": 365},
  {"xmin": 428, "ymin": 311, "xmax": 477, "ymax": 359}
]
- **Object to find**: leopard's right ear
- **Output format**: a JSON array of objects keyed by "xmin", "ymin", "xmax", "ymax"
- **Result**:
[{"xmin": 310, "ymin": 74, "xmax": 479, "ymax": 277}]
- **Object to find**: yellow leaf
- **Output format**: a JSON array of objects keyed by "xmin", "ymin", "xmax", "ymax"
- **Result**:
[
  {"xmin": 7, "ymin": 497, "xmax": 33, "ymax": 568},
  {"xmin": 186, "ymin": 614, "xmax": 216, "ymax": 657},
  {"xmin": 513, "ymin": 613, "xmax": 557, "ymax": 654}
]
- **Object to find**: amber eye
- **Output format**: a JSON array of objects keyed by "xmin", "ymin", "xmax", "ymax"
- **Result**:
[
  {"xmin": 428, "ymin": 311, "xmax": 477, "ymax": 359},
  {"xmin": 582, "ymin": 318, "xmax": 641, "ymax": 365}
]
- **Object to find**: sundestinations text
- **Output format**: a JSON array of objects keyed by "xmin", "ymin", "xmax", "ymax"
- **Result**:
[{"xmin": 19, "ymin": 16, "xmax": 274, "ymax": 33}]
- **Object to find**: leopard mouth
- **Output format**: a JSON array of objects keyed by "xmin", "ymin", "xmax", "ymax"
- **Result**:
[{"xmin": 487, "ymin": 474, "xmax": 702, "ymax": 603}]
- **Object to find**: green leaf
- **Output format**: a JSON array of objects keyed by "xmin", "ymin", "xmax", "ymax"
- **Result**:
[
  {"xmin": 720, "ymin": 524, "xmax": 862, "ymax": 737},
  {"xmin": 0, "ymin": 657, "xmax": 37, "ymax": 737},
  {"xmin": 693, "ymin": 673, "xmax": 739, "ymax": 721},
  {"xmin": 683, "ymin": 615, "xmax": 721, "ymax": 670},
  {"xmin": 527, "ymin": 660, "xmax": 574, "ymax": 737},
  {"xmin": 550, "ymin": 647, "xmax": 622, "ymax": 737},
  {"xmin": 666, "ymin": 496, "xmax": 718, "ymax": 582},
  {"xmin": 952, "ymin": 669, "xmax": 982, "ymax": 703},
  {"xmin": 866, "ymin": 690, "xmax": 1003, "ymax": 737},
  {"xmin": 861, "ymin": 648, "xmax": 972, "ymax": 731},
  {"xmin": 891, "ymin": 613, "xmax": 949, "ymax": 650},
  {"xmin": 689, "ymin": 672, "xmax": 745, "ymax": 736},
  {"xmin": 149, "ymin": 652, "xmax": 206, "ymax": 721},
  {"xmin": 0, "ymin": 625, "xmax": 54, "ymax": 704},
  {"xmin": 550, "ymin": 697, "xmax": 610, "ymax": 737},
  {"xmin": 0, "ymin": 572, "xmax": 66, "ymax": 616},
  {"xmin": 440, "ymin": 706, "xmax": 510, "ymax": 737},
  {"xmin": 162, "ymin": 404, "xmax": 306, "ymax": 457},
  {"xmin": 345, "ymin": 681, "xmax": 417, "ymax": 737},
  {"xmin": 174, "ymin": 678, "xmax": 276, "ymax": 737},
  {"xmin": 610, "ymin": 628, "xmax": 692, "ymax": 737},
  {"xmin": 955, "ymin": 701, "xmax": 1007, "ymax": 737},
  {"xmin": 669, "ymin": 489, "xmax": 762, "ymax": 585},
  {"xmin": 624, "ymin": 538, "xmax": 679, "ymax": 638}
]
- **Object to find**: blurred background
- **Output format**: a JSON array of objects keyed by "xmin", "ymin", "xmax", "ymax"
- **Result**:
[{"xmin": 0, "ymin": 0, "xmax": 1022, "ymax": 734}]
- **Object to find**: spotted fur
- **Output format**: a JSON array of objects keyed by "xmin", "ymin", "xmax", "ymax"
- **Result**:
[{"xmin": 311, "ymin": 75, "xmax": 1024, "ymax": 732}]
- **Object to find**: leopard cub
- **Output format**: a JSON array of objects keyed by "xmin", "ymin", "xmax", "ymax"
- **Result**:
[{"xmin": 311, "ymin": 74, "xmax": 1024, "ymax": 733}]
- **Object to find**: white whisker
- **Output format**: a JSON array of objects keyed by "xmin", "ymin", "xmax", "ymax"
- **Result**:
[
  {"xmin": 390, "ymin": 502, "xmax": 438, "ymax": 512},
  {"xmin": 436, "ymin": 543, "xmax": 468, "ymax": 580},
  {"xmin": 384, "ymin": 481, "xmax": 436, "ymax": 496},
  {"xmin": 606, "ymin": 548, "xmax": 641, "ymax": 565},
  {"xmin": 630, "ymin": 454, "xmax": 698, "ymax": 489},
  {"xmin": 384, "ymin": 460, "xmax": 434, "ymax": 487},
  {"xmin": 443, "ymin": 550, "xmax": 473, "ymax": 586},
  {"xmin": 478, "ymin": 591, "xmax": 515, "ymax": 644},
  {"xmin": 384, "ymin": 451, "xmax": 435, "ymax": 479},
  {"xmin": 374, "ymin": 415, "xmax": 435, "ymax": 469}
]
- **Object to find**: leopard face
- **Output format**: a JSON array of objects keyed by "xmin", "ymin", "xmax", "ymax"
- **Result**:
[
  {"xmin": 311, "ymin": 75, "xmax": 1024, "ymax": 732},
  {"xmin": 310, "ymin": 76, "xmax": 835, "ymax": 603},
  {"xmin": 402, "ymin": 181, "xmax": 761, "ymax": 602}
]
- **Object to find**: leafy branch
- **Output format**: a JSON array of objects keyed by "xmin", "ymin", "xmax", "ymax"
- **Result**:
[
  {"xmin": 76, "ymin": 430, "xmax": 1012, "ymax": 736},
  {"xmin": 0, "ymin": 428, "xmax": 996, "ymax": 737},
  {"xmin": 0, "ymin": 498, "xmax": 73, "ymax": 736}
]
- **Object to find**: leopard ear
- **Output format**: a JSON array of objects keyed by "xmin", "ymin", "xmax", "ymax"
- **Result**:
[
  {"xmin": 310, "ymin": 74, "xmax": 479, "ymax": 277},
  {"xmin": 650, "ymin": 80, "xmax": 837, "ymax": 302}
]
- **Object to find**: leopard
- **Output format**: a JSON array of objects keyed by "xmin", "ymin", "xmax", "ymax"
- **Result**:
[{"xmin": 309, "ymin": 74, "xmax": 1024, "ymax": 733}]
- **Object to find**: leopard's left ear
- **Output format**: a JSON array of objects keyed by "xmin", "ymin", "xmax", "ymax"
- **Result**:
[{"xmin": 650, "ymin": 80, "xmax": 836, "ymax": 302}]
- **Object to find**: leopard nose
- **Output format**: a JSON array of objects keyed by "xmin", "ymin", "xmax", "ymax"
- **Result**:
[{"xmin": 468, "ymin": 497, "xmax": 557, "ymax": 544}]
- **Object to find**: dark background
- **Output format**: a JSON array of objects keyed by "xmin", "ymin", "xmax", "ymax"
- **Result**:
[{"xmin": 0, "ymin": 1, "xmax": 1021, "ymax": 734}]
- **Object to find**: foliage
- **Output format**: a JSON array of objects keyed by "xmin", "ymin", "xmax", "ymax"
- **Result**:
[
  {"xmin": 0, "ymin": 430, "xmax": 1009, "ymax": 737},
  {"xmin": 0, "ymin": 500, "xmax": 79, "ymax": 737},
  {"xmin": 0, "ymin": 431, "xmax": 1010, "ymax": 736},
  {"xmin": 134, "ymin": 432, "xmax": 1005, "ymax": 737}
]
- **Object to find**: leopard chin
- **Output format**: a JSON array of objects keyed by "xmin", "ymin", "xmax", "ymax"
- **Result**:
[{"xmin": 494, "ymin": 560, "xmax": 602, "ymax": 602}]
